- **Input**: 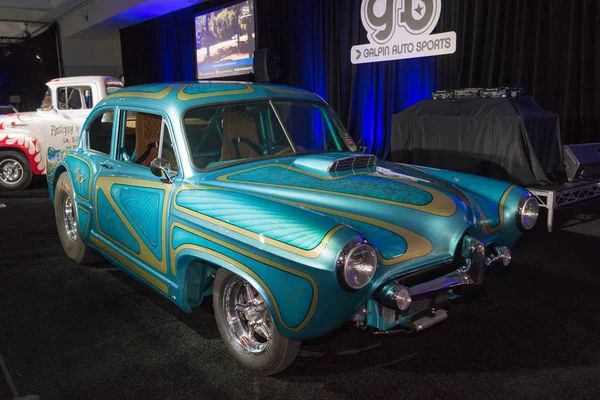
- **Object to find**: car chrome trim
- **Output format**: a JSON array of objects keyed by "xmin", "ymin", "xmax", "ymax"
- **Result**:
[
  {"xmin": 63, "ymin": 194, "xmax": 78, "ymax": 241},
  {"xmin": 269, "ymin": 99, "xmax": 297, "ymax": 153},
  {"xmin": 410, "ymin": 268, "xmax": 474, "ymax": 296},
  {"xmin": 327, "ymin": 155, "xmax": 376, "ymax": 172},
  {"xmin": 335, "ymin": 237, "xmax": 377, "ymax": 292},
  {"xmin": 224, "ymin": 275, "xmax": 274, "ymax": 354},
  {"xmin": 485, "ymin": 246, "xmax": 511, "ymax": 266},
  {"xmin": 378, "ymin": 238, "xmax": 486, "ymax": 307},
  {"xmin": 0, "ymin": 158, "xmax": 23, "ymax": 184},
  {"xmin": 516, "ymin": 193, "xmax": 539, "ymax": 231},
  {"xmin": 412, "ymin": 309, "xmax": 448, "ymax": 331}
]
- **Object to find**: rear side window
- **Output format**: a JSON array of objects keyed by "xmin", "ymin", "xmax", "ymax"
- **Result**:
[
  {"xmin": 88, "ymin": 111, "xmax": 115, "ymax": 155},
  {"xmin": 56, "ymin": 86, "xmax": 94, "ymax": 110}
]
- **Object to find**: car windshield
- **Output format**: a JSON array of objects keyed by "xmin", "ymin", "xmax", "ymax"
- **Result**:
[
  {"xmin": 183, "ymin": 100, "xmax": 356, "ymax": 170},
  {"xmin": 39, "ymin": 89, "xmax": 52, "ymax": 111}
]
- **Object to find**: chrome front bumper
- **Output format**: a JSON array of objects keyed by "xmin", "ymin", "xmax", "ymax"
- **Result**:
[{"xmin": 365, "ymin": 237, "xmax": 511, "ymax": 332}]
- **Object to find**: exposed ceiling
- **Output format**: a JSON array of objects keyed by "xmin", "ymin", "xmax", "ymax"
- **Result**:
[
  {"xmin": 0, "ymin": 0, "xmax": 90, "ymax": 42},
  {"xmin": 0, "ymin": 0, "xmax": 202, "ymax": 42}
]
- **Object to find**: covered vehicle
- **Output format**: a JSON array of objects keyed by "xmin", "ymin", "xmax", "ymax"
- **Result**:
[{"xmin": 46, "ymin": 82, "xmax": 539, "ymax": 375}]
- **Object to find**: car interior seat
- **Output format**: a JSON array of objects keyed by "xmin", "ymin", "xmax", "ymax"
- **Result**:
[
  {"xmin": 220, "ymin": 109, "xmax": 262, "ymax": 162},
  {"xmin": 134, "ymin": 112, "xmax": 178, "ymax": 171}
]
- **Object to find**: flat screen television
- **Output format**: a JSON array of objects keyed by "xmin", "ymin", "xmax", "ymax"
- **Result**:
[{"xmin": 194, "ymin": 0, "xmax": 256, "ymax": 79}]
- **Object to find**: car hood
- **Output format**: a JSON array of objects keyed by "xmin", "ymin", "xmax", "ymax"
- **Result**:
[
  {"xmin": 198, "ymin": 153, "xmax": 511, "ymax": 276},
  {"xmin": 0, "ymin": 112, "xmax": 38, "ymax": 132}
]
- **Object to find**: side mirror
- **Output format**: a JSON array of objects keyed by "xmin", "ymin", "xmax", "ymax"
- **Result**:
[
  {"xmin": 357, "ymin": 139, "xmax": 367, "ymax": 154},
  {"xmin": 150, "ymin": 158, "xmax": 173, "ymax": 183}
]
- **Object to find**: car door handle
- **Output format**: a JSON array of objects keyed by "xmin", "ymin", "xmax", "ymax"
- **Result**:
[{"xmin": 100, "ymin": 162, "xmax": 113, "ymax": 169}]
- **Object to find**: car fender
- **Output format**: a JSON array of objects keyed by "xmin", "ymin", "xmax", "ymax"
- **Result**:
[
  {"xmin": 170, "ymin": 190, "xmax": 369, "ymax": 340},
  {"xmin": 416, "ymin": 165, "xmax": 529, "ymax": 244},
  {"xmin": 0, "ymin": 127, "xmax": 45, "ymax": 174}
]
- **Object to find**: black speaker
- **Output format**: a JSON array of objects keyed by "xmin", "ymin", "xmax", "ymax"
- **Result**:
[
  {"xmin": 563, "ymin": 143, "xmax": 600, "ymax": 182},
  {"xmin": 253, "ymin": 48, "xmax": 281, "ymax": 83}
]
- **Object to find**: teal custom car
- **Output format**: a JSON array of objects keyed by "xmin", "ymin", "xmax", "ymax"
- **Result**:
[{"xmin": 46, "ymin": 81, "xmax": 539, "ymax": 375}]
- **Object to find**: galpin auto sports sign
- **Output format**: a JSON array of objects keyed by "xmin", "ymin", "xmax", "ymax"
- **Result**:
[{"xmin": 351, "ymin": 0, "xmax": 456, "ymax": 64}]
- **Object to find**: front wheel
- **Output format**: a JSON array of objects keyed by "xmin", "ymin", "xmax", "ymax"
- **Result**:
[
  {"xmin": 54, "ymin": 172, "xmax": 103, "ymax": 264},
  {"xmin": 0, "ymin": 151, "xmax": 32, "ymax": 191},
  {"xmin": 213, "ymin": 269, "xmax": 300, "ymax": 375}
]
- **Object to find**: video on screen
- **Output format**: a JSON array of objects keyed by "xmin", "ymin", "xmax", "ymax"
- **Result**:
[{"xmin": 195, "ymin": 0, "xmax": 256, "ymax": 79}]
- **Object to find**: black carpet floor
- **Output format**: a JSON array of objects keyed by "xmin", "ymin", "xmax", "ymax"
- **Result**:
[{"xmin": 1, "ymin": 184, "xmax": 600, "ymax": 400}]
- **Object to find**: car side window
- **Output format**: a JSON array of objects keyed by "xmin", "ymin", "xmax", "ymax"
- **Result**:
[
  {"xmin": 87, "ymin": 111, "xmax": 115, "ymax": 155},
  {"xmin": 57, "ymin": 87, "xmax": 83, "ymax": 110},
  {"xmin": 83, "ymin": 88, "xmax": 93, "ymax": 109},
  {"xmin": 117, "ymin": 110, "xmax": 178, "ymax": 172}
]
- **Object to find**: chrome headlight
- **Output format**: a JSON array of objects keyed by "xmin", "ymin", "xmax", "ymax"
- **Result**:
[
  {"xmin": 336, "ymin": 238, "xmax": 378, "ymax": 291},
  {"xmin": 517, "ymin": 194, "xmax": 539, "ymax": 231}
]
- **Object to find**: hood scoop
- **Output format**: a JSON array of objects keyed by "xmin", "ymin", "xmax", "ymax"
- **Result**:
[
  {"xmin": 291, "ymin": 154, "xmax": 377, "ymax": 176},
  {"xmin": 327, "ymin": 155, "xmax": 376, "ymax": 172}
]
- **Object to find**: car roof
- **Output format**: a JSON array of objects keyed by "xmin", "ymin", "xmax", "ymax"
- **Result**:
[
  {"xmin": 98, "ymin": 81, "xmax": 325, "ymax": 113},
  {"xmin": 46, "ymin": 76, "xmax": 122, "ymax": 86}
]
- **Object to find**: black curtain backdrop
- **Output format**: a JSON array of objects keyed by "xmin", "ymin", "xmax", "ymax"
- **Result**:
[
  {"xmin": 0, "ymin": 23, "xmax": 61, "ymax": 112},
  {"xmin": 256, "ymin": 0, "xmax": 437, "ymax": 158},
  {"xmin": 119, "ymin": 0, "xmax": 600, "ymax": 157},
  {"xmin": 120, "ymin": 7, "xmax": 195, "ymax": 86},
  {"xmin": 436, "ymin": 0, "xmax": 600, "ymax": 145}
]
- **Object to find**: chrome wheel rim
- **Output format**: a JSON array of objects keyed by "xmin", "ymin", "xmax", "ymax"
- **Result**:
[
  {"xmin": 223, "ymin": 275, "xmax": 273, "ymax": 354},
  {"xmin": 0, "ymin": 159, "xmax": 23, "ymax": 184},
  {"xmin": 63, "ymin": 195, "xmax": 78, "ymax": 241}
]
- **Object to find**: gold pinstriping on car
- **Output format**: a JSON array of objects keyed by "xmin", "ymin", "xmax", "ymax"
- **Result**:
[
  {"xmin": 216, "ymin": 164, "xmax": 457, "ymax": 217},
  {"xmin": 77, "ymin": 205, "xmax": 92, "ymax": 240},
  {"xmin": 169, "ymin": 222, "xmax": 318, "ymax": 332},
  {"xmin": 173, "ymin": 185, "xmax": 344, "ymax": 261},
  {"xmin": 66, "ymin": 154, "xmax": 93, "ymax": 202},
  {"xmin": 260, "ymin": 197, "xmax": 433, "ymax": 266},
  {"xmin": 90, "ymin": 236, "xmax": 169, "ymax": 294},
  {"xmin": 177, "ymin": 85, "xmax": 255, "ymax": 101},
  {"xmin": 103, "ymin": 86, "xmax": 173, "ymax": 100},
  {"xmin": 480, "ymin": 185, "xmax": 517, "ymax": 235},
  {"xmin": 94, "ymin": 177, "xmax": 171, "ymax": 275}
]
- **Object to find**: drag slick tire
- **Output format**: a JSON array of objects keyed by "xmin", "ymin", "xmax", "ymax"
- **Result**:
[
  {"xmin": 0, "ymin": 150, "xmax": 32, "ymax": 191},
  {"xmin": 54, "ymin": 172, "xmax": 102, "ymax": 264},
  {"xmin": 213, "ymin": 268, "xmax": 300, "ymax": 375}
]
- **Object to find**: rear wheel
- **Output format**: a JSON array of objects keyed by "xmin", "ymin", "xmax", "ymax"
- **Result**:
[
  {"xmin": 213, "ymin": 268, "xmax": 300, "ymax": 375},
  {"xmin": 54, "ymin": 172, "xmax": 102, "ymax": 264},
  {"xmin": 0, "ymin": 151, "xmax": 32, "ymax": 191}
]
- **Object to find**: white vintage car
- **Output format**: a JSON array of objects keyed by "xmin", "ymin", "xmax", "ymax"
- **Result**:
[{"xmin": 0, "ymin": 76, "xmax": 123, "ymax": 191}]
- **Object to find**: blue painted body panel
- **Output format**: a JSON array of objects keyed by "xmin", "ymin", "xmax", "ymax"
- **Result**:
[
  {"xmin": 46, "ymin": 81, "xmax": 533, "ymax": 341},
  {"xmin": 176, "ymin": 188, "xmax": 339, "ymax": 251}
]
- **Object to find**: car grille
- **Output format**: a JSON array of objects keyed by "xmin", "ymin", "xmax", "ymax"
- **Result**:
[
  {"xmin": 327, "ymin": 155, "xmax": 376, "ymax": 172},
  {"xmin": 393, "ymin": 261, "xmax": 458, "ymax": 288}
]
